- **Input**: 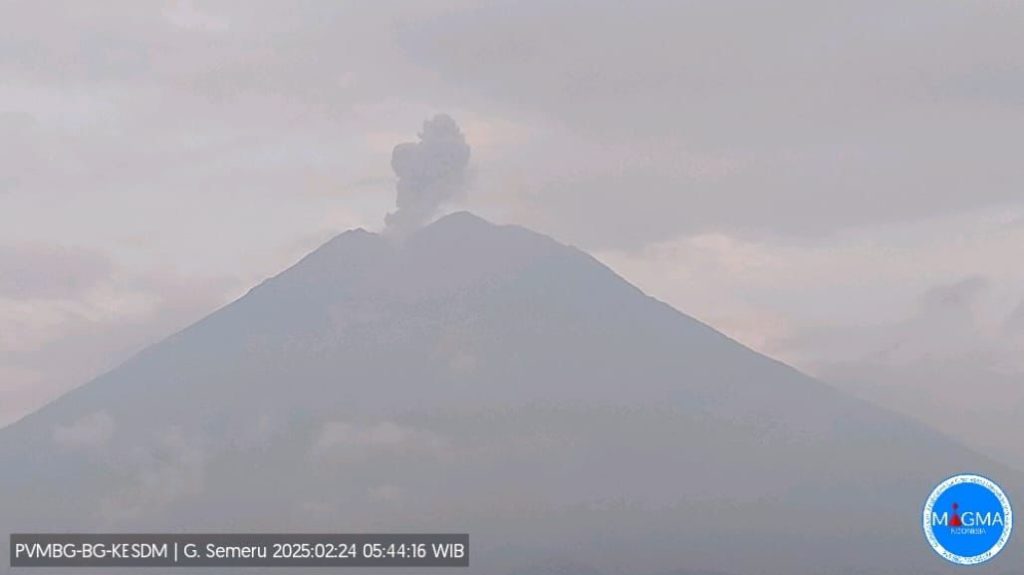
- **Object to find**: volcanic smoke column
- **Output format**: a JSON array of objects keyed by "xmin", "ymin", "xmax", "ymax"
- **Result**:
[{"xmin": 385, "ymin": 114, "xmax": 471, "ymax": 236}]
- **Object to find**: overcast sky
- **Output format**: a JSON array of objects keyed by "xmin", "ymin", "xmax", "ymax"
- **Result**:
[{"xmin": 3, "ymin": 0, "xmax": 1024, "ymax": 435}]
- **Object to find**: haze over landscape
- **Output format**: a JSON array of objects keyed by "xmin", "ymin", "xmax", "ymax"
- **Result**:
[
  {"xmin": 2, "ymin": 211, "xmax": 1021, "ymax": 574},
  {"xmin": 2, "ymin": 1, "xmax": 1024, "ymax": 574}
]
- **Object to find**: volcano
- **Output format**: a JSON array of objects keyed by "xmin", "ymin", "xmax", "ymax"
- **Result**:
[{"xmin": 0, "ymin": 212, "xmax": 1019, "ymax": 574}]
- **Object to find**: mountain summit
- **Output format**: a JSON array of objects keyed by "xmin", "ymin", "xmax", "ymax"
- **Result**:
[{"xmin": 1, "ymin": 213, "xmax": 1020, "ymax": 574}]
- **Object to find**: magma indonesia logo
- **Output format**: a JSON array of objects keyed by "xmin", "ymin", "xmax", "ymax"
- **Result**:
[{"xmin": 923, "ymin": 474, "xmax": 1013, "ymax": 565}]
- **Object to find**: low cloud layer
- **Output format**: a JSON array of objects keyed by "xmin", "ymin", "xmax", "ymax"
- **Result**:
[
  {"xmin": 385, "ymin": 114, "xmax": 471, "ymax": 235},
  {"xmin": 0, "ymin": 244, "xmax": 112, "ymax": 300},
  {"xmin": 313, "ymin": 420, "xmax": 449, "ymax": 462},
  {"xmin": 52, "ymin": 411, "xmax": 115, "ymax": 449}
]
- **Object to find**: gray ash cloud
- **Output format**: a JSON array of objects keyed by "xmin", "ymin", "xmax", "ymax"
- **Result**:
[{"xmin": 385, "ymin": 114, "xmax": 470, "ymax": 235}]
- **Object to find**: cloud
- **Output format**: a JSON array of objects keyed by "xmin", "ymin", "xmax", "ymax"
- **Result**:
[
  {"xmin": 100, "ymin": 427, "xmax": 207, "ymax": 523},
  {"xmin": 794, "ymin": 276, "xmax": 1014, "ymax": 369},
  {"xmin": 367, "ymin": 484, "xmax": 404, "ymax": 503},
  {"xmin": 940, "ymin": 63, "xmax": 1024, "ymax": 108},
  {"xmin": 795, "ymin": 278, "xmax": 1024, "ymax": 470},
  {"xmin": 313, "ymin": 421, "xmax": 449, "ymax": 461},
  {"xmin": 52, "ymin": 411, "xmax": 116, "ymax": 449},
  {"xmin": 598, "ymin": 210, "xmax": 1024, "ymax": 468},
  {"xmin": 0, "ymin": 112, "xmax": 45, "ymax": 194},
  {"xmin": 1004, "ymin": 301, "xmax": 1024, "ymax": 336},
  {"xmin": 5, "ymin": 1, "xmax": 1024, "ymax": 254},
  {"xmin": 396, "ymin": 0, "xmax": 1024, "ymax": 246},
  {"xmin": 162, "ymin": 1, "xmax": 228, "ymax": 32},
  {"xmin": 385, "ymin": 114, "xmax": 471, "ymax": 235},
  {"xmin": 595, "ymin": 205, "xmax": 1024, "ymax": 365},
  {"xmin": 918, "ymin": 276, "xmax": 990, "ymax": 314},
  {"xmin": 0, "ymin": 244, "xmax": 113, "ymax": 300}
]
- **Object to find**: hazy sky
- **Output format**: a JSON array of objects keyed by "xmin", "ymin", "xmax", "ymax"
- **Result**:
[{"xmin": 3, "ymin": 0, "xmax": 1024, "ymax": 427}]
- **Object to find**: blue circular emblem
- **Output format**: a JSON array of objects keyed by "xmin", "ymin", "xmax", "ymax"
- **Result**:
[{"xmin": 923, "ymin": 474, "xmax": 1013, "ymax": 565}]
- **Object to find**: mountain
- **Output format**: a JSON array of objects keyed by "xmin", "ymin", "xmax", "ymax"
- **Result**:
[{"xmin": 0, "ymin": 212, "xmax": 1020, "ymax": 574}]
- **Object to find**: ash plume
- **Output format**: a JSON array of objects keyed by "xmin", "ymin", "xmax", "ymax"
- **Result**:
[{"xmin": 385, "ymin": 114, "xmax": 471, "ymax": 235}]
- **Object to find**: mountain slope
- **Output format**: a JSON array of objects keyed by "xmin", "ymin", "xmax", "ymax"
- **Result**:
[{"xmin": 1, "ymin": 212, "xmax": 1020, "ymax": 574}]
